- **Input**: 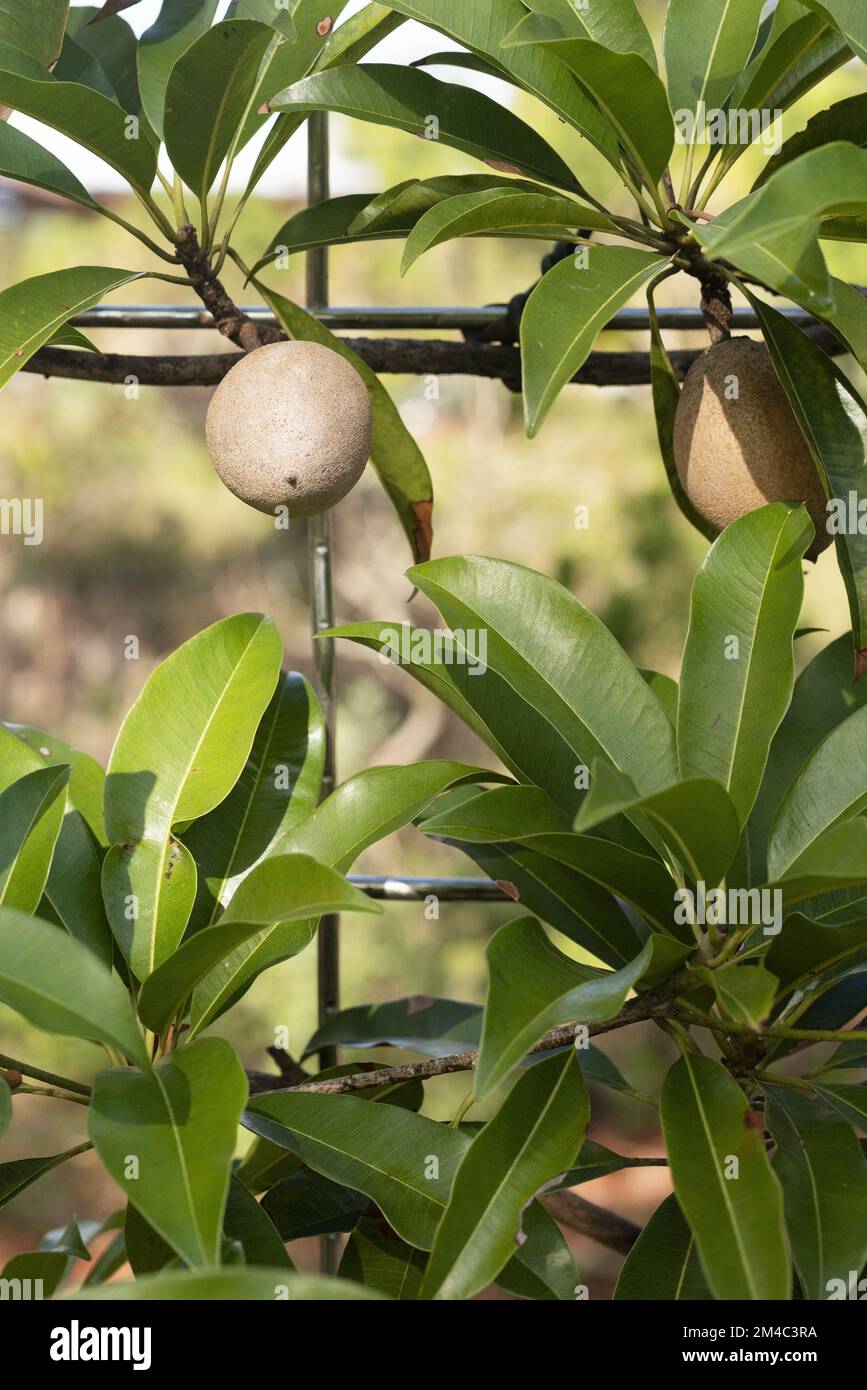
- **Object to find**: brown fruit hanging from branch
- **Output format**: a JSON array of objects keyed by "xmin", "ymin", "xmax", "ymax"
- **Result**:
[
  {"xmin": 673, "ymin": 337, "xmax": 831, "ymax": 560},
  {"xmin": 205, "ymin": 340, "xmax": 373, "ymax": 517}
]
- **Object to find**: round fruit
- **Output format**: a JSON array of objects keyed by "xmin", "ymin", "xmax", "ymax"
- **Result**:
[
  {"xmin": 205, "ymin": 340, "xmax": 373, "ymax": 517},
  {"xmin": 673, "ymin": 336, "xmax": 830, "ymax": 558}
]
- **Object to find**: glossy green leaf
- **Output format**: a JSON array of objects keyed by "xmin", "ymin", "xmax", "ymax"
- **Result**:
[
  {"xmin": 189, "ymin": 762, "xmax": 493, "ymax": 1032},
  {"xmin": 0, "ymin": 122, "xmax": 103, "ymax": 212},
  {"xmin": 0, "ymin": 1143, "xmax": 91, "ymax": 1210},
  {"xmin": 811, "ymin": 1082, "xmax": 867, "ymax": 1129},
  {"xmin": 230, "ymin": 0, "xmax": 296, "ymax": 39},
  {"xmin": 223, "ymin": 1175, "xmax": 293, "ymax": 1268},
  {"xmin": 304, "ymin": 996, "xmax": 482, "ymax": 1060},
  {"xmin": 165, "ymin": 19, "xmax": 273, "ymax": 200},
  {"xmin": 368, "ymin": 0, "xmax": 619, "ymax": 161},
  {"xmin": 614, "ymin": 1193, "xmax": 711, "ymax": 1300},
  {"xmin": 664, "ymin": 0, "xmax": 766, "ymax": 136},
  {"xmin": 0, "ymin": 49, "xmax": 158, "ymax": 198},
  {"xmin": 765, "ymin": 1083, "xmax": 867, "ymax": 1299},
  {"xmin": 137, "ymin": 0, "xmax": 219, "ymax": 138},
  {"xmin": 677, "ymin": 503, "xmax": 812, "ymax": 826},
  {"xmin": 408, "ymin": 555, "xmax": 679, "ymax": 796},
  {"xmin": 4, "ymin": 722, "xmax": 106, "ymax": 848},
  {"xmin": 0, "ymin": 766, "xmax": 69, "ymax": 911},
  {"xmin": 0, "ymin": 1075, "xmax": 10, "ymax": 1139},
  {"xmin": 244, "ymin": 1091, "xmax": 468, "ymax": 1249},
  {"xmin": 661, "ymin": 1053, "xmax": 791, "ymax": 1300},
  {"xmin": 0, "ymin": 908, "xmax": 146, "ymax": 1065},
  {"xmin": 495, "ymin": 1200, "xmax": 579, "ymax": 1301},
  {"xmin": 768, "ymin": 704, "xmax": 867, "ymax": 879},
  {"xmin": 401, "ymin": 187, "xmax": 615, "ymax": 274},
  {"xmin": 72, "ymin": 1268, "xmax": 384, "ymax": 1299},
  {"xmin": 339, "ymin": 1217, "xmax": 426, "ymax": 1299},
  {"xmin": 507, "ymin": 26, "xmax": 672, "ymax": 187},
  {"xmin": 516, "ymin": 0, "xmax": 657, "ymax": 69},
  {"xmin": 65, "ymin": 5, "xmax": 142, "ymax": 113},
  {"xmin": 477, "ymin": 917, "xmax": 693, "ymax": 1097},
  {"xmin": 89, "ymin": 1037, "xmax": 247, "ymax": 1268},
  {"xmin": 640, "ymin": 669, "xmax": 679, "ymax": 726},
  {"xmin": 822, "ymin": 1036, "xmax": 867, "ymax": 1072},
  {"xmin": 0, "ymin": 0, "xmax": 68, "ymax": 66},
  {"xmin": 799, "ymin": 0, "xmax": 867, "ymax": 61},
  {"xmin": 422, "ymin": 1052, "xmax": 589, "ymax": 1300},
  {"xmin": 767, "ymin": 911, "xmax": 867, "ymax": 995},
  {"xmin": 2, "ymin": 1250, "xmax": 70, "ymax": 1297},
  {"xmin": 750, "ymin": 295, "xmax": 867, "ymax": 655},
  {"xmin": 255, "ymin": 281, "xmax": 434, "ymax": 564},
  {"xmin": 821, "ymin": 277, "xmax": 867, "ymax": 379},
  {"xmin": 749, "ymin": 635, "xmax": 867, "ymax": 884},
  {"xmin": 522, "ymin": 246, "xmax": 668, "ymax": 436},
  {"xmin": 185, "ymin": 670, "xmax": 324, "ymax": 934},
  {"xmin": 706, "ymin": 963, "xmax": 778, "ymax": 1027},
  {"xmin": 574, "ymin": 765, "xmax": 740, "ymax": 886},
  {"xmin": 103, "ymin": 613, "xmax": 282, "ymax": 980},
  {"xmin": 0, "ymin": 266, "xmax": 140, "ymax": 390},
  {"xmin": 756, "ymin": 93, "xmax": 867, "ymax": 189},
  {"xmin": 139, "ymin": 855, "xmax": 379, "ymax": 1035},
  {"xmin": 691, "ymin": 145, "xmax": 867, "ymax": 313},
  {"xmin": 261, "ymin": 1167, "xmax": 366, "ymax": 1240}
]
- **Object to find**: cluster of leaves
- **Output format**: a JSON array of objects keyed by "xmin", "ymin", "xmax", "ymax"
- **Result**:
[
  {"xmin": 0, "ymin": 0, "xmax": 433, "ymax": 561},
  {"xmin": 1, "ymin": 502, "xmax": 865, "ymax": 1300},
  {"xmin": 251, "ymin": 0, "xmax": 867, "ymax": 658}
]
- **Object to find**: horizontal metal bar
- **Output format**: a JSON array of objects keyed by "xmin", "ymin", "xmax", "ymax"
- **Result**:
[
  {"xmin": 348, "ymin": 875, "xmax": 512, "ymax": 902},
  {"xmin": 71, "ymin": 303, "xmax": 820, "ymax": 332}
]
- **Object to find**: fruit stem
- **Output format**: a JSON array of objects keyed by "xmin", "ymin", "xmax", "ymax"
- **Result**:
[{"xmin": 174, "ymin": 224, "xmax": 281, "ymax": 353}]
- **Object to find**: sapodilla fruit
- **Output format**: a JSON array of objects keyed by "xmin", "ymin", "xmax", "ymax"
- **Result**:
[
  {"xmin": 205, "ymin": 339, "xmax": 373, "ymax": 516},
  {"xmin": 673, "ymin": 336, "xmax": 830, "ymax": 559}
]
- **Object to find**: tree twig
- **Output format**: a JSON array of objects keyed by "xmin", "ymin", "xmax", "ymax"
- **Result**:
[
  {"xmin": 0, "ymin": 1053, "xmax": 91, "ymax": 1097},
  {"xmin": 540, "ymin": 1190, "xmax": 640, "ymax": 1255}
]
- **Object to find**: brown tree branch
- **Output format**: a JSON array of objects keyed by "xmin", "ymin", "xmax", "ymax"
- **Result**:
[
  {"xmin": 173, "ymin": 224, "xmax": 281, "ymax": 353},
  {"xmin": 245, "ymin": 971, "xmax": 695, "ymax": 1097},
  {"xmin": 540, "ymin": 1190, "xmax": 640, "ymax": 1255}
]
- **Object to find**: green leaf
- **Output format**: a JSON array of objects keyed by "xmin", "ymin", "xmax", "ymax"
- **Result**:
[
  {"xmin": 65, "ymin": 5, "xmax": 142, "ymax": 113},
  {"xmin": 750, "ymin": 294, "xmax": 867, "ymax": 656},
  {"xmin": 690, "ymin": 145, "xmax": 867, "ymax": 313},
  {"xmin": 574, "ymin": 765, "xmax": 740, "ymax": 886},
  {"xmin": 5, "ymin": 722, "xmax": 107, "ymax": 847},
  {"xmin": 184, "ymin": 670, "xmax": 324, "ymax": 934},
  {"xmin": 821, "ymin": 277, "xmax": 867, "ymax": 379},
  {"xmin": 89, "ymin": 1037, "xmax": 247, "ymax": 1268},
  {"xmin": 165, "ymin": 19, "xmax": 273, "ymax": 201},
  {"xmin": 191, "ymin": 761, "xmax": 492, "ymax": 1033},
  {"xmin": 0, "ymin": 122, "xmax": 102, "ymax": 211},
  {"xmin": 223, "ymin": 1174, "xmax": 293, "ymax": 1268},
  {"xmin": 495, "ymin": 1200, "xmax": 579, "ymax": 1301},
  {"xmin": 822, "ymin": 1036, "xmax": 867, "ymax": 1072},
  {"xmin": 243, "ymin": 1091, "xmax": 468, "ymax": 1249},
  {"xmin": 660, "ymin": 1053, "xmax": 791, "ymax": 1300},
  {"xmin": 614, "ymin": 1193, "xmax": 711, "ymax": 1300},
  {"xmin": 137, "ymin": 0, "xmax": 219, "ymax": 138},
  {"xmin": 810, "ymin": 1082, "xmax": 867, "ymax": 1130},
  {"xmin": 0, "ymin": 766, "xmax": 69, "ymax": 911},
  {"xmin": 401, "ymin": 187, "xmax": 616, "ymax": 273},
  {"xmin": 0, "ymin": 908, "xmax": 147, "ymax": 1065},
  {"xmin": 0, "ymin": 267, "xmax": 140, "ymax": 390},
  {"xmin": 339, "ymin": 1217, "xmax": 426, "ymax": 1299},
  {"xmin": 647, "ymin": 281, "xmax": 718, "ymax": 542},
  {"xmin": 2, "ymin": 1250, "xmax": 70, "ymax": 1297},
  {"xmin": 772, "ymin": 820, "xmax": 867, "ymax": 905},
  {"xmin": 367, "ymin": 0, "xmax": 619, "ymax": 161},
  {"xmin": 767, "ymin": 704, "xmax": 867, "ymax": 879},
  {"xmin": 103, "ymin": 613, "xmax": 282, "ymax": 980},
  {"xmin": 409, "ymin": 554, "xmax": 679, "ymax": 793},
  {"xmin": 0, "ymin": 1143, "xmax": 92, "ymax": 1210},
  {"xmin": 516, "ymin": 0, "xmax": 657, "ymax": 70},
  {"xmin": 706, "ymin": 963, "xmax": 778, "ymax": 1028},
  {"xmin": 522, "ymin": 246, "xmax": 668, "ymax": 435},
  {"xmin": 261, "ymin": 1167, "xmax": 367, "ymax": 1240},
  {"xmin": 507, "ymin": 26, "xmax": 673, "ymax": 188},
  {"xmin": 756, "ymin": 93, "xmax": 867, "ymax": 189},
  {"xmin": 748, "ymin": 635, "xmax": 867, "ymax": 884},
  {"xmin": 138, "ymin": 855, "xmax": 379, "ymax": 1035},
  {"xmin": 254, "ymin": 280, "xmax": 434, "ymax": 563},
  {"xmin": 72, "ymin": 1268, "xmax": 385, "ymax": 1299},
  {"xmin": 765, "ymin": 1083, "xmax": 867, "ymax": 1299},
  {"xmin": 271, "ymin": 64, "xmax": 583, "ymax": 194},
  {"xmin": 422, "ymin": 1052, "xmax": 589, "ymax": 1300},
  {"xmin": 766, "ymin": 911, "xmax": 867, "ymax": 992},
  {"xmin": 664, "ymin": 0, "xmax": 766, "ymax": 137},
  {"xmin": 303, "ymin": 996, "xmax": 482, "ymax": 1060},
  {"xmin": 230, "ymin": 0, "xmax": 296, "ymax": 40},
  {"xmin": 798, "ymin": 0, "xmax": 867, "ymax": 60},
  {"xmin": 0, "ymin": 0, "xmax": 69, "ymax": 67},
  {"xmin": 476, "ymin": 918, "xmax": 693, "ymax": 1097},
  {"xmin": 677, "ymin": 503, "xmax": 812, "ymax": 826},
  {"xmin": 0, "ymin": 50, "xmax": 158, "ymax": 198}
]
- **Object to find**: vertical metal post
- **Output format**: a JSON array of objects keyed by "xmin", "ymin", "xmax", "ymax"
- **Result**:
[{"xmin": 306, "ymin": 111, "xmax": 341, "ymax": 1277}]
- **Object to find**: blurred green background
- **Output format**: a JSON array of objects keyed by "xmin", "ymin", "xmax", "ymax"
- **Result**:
[{"xmin": 0, "ymin": 0, "xmax": 862, "ymax": 1295}]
